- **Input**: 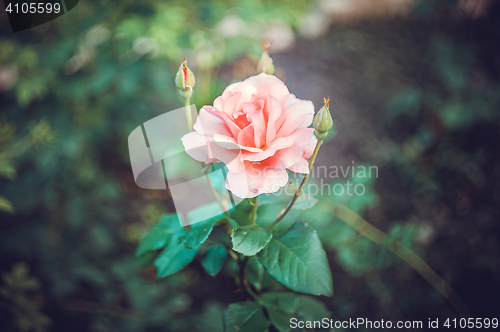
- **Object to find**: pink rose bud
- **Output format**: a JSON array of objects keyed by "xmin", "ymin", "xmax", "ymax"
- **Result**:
[
  {"xmin": 257, "ymin": 41, "xmax": 275, "ymax": 75},
  {"xmin": 175, "ymin": 58, "xmax": 196, "ymax": 93},
  {"xmin": 313, "ymin": 97, "xmax": 333, "ymax": 139}
]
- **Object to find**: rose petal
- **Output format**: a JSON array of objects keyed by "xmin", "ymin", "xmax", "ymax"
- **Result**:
[
  {"xmin": 302, "ymin": 134, "xmax": 317, "ymax": 159},
  {"xmin": 224, "ymin": 81, "xmax": 257, "ymax": 108},
  {"xmin": 237, "ymin": 125, "xmax": 255, "ymax": 148},
  {"xmin": 182, "ymin": 132, "xmax": 245, "ymax": 173},
  {"xmin": 288, "ymin": 128, "xmax": 316, "ymax": 148},
  {"xmin": 265, "ymin": 144, "xmax": 303, "ymax": 170},
  {"xmin": 277, "ymin": 94, "xmax": 314, "ymax": 138},
  {"xmin": 193, "ymin": 106, "xmax": 232, "ymax": 137},
  {"xmin": 244, "ymin": 100, "xmax": 266, "ymax": 148},
  {"xmin": 224, "ymin": 93, "xmax": 243, "ymax": 118},
  {"xmin": 245, "ymin": 73, "xmax": 290, "ymax": 108},
  {"xmin": 207, "ymin": 141, "xmax": 245, "ymax": 173},
  {"xmin": 242, "ymin": 136, "xmax": 294, "ymax": 162},
  {"xmin": 181, "ymin": 131, "xmax": 212, "ymax": 163},
  {"xmin": 226, "ymin": 161, "xmax": 289, "ymax": 198},
  {"xmin": 215, "ymin": 133, "xmax": 262, "ymax": 153},
  {"xmin": 204, "ymin": 106, "xmax": 241, "ymax": 138},
  {"xmin": 263, "ymin": 95, "xmax": 282, "ymax": 146}
]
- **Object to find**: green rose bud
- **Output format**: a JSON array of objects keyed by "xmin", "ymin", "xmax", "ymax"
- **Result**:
[
  {"xmin": 175, "ymin": 58, "xmax": 196, "ymax": 92},
  {"xmin": 313, "ymin": 97, "xmax": 333, "ymax": 139},
  {"xmin": 257, "ymin": 41, "xmax": 275, "ymax": 75}
]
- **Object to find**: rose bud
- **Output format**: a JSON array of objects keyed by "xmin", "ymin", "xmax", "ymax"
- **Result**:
[
  {"xmin": 257, "ymin": 41, "xmax": 275, "ymax": 75},
  {"xmin": 175, "ymin": 58, "xmax": 196, "ymax": 92},
  {"xmin": 313, "ymin": 97, "xmax": 333, "ymax": 139}
]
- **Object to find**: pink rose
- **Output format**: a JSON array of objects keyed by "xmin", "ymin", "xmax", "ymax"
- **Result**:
[{"xmin": 181, "ymin": 73, "xmax": 316, "ymax": 198}]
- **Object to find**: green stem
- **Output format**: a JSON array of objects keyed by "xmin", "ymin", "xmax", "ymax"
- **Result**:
[
  {"xmin": 177, "ymin": 92, "xmax": 195, "ymax": 230},
  {"xmin": 238, "ymin": 256, "xmax": 249, "ymax": 287},
  {"xmin": 249, "ymin": 197, "xmax": 258, "ymax": 225},
  {"xmin": 185, "ymin": 96, "xmax": 193, "ymax": 131},
  {"xmin": 228, "ymin": 249, "xmax": 238, "ymax": 262},
  {"xmin": 245, "ymin": 283, "xmax": 263, "ymax": 305},
  {"xmin": 324, "ymin": 201, "xmax": 471, "ymax": 317},
  {"xmin": 238, "ymin": 255, "xmax": 264, "ymax": 304},
  {"xmin": 265, "ymin": 138, "xmax": 323, "ymax": 230}
]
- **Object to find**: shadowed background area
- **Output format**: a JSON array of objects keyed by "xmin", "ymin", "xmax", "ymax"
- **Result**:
[{"xmin": 1, "ymin": 0, "xmax": 500, "ymax": 331}]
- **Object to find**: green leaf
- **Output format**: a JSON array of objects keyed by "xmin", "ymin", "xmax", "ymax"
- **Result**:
[
  {"xmin": 15, "ymin": 77, "xmax": 47, "ymax": 108},
  {"xmin": 226, "ymin": 217, "xmax": 240, "ymax": 229},
  {"xmin": 292, "ymin": 194, "xmax": 318, "ymax": 210},
  {"xmin": 246, "ymin": 257, "xmax": 267, "ymax": 292},
  {"xmin": 231, "ymin": 224, "xmax": 272, "ymax": 256},
  {"xmin": 154, "ymin": 234, "xmax": 198, "ymax": 279},
  {"xmin": 260, "ymin": 292, "xmax": 298, "ymax": 332},
  {"xmin": 0, "ymin": 159, "xmax": 16, "ymax": 180},
  {"xmin": 136, "ymin": 214, "xmax": 180, "ymax": 257},
  {"xmin": 3, "ymin": 262, "xmax": 41, "ymax": 291},
  {"xmin": 183, "ymin": 220, "xmax": 216, "ymax": 250},
  {"xmin": 201, "ymin": 244, "xmax": 228, "ymax": 277},
  {"xmin": 224, "ymin": 302, "xmax": 270, "ymax": 332},
  {"xmin": 138, "ymin": 213, "xmax": 221, "ymax": 277},
  {"xmin": 295, "ymin": 296, "xmax": 331, "ymax": 322},
  {"xmin": 260, "ymin": 294, "xmax": 331, "ymax": 332},
  {"xmin": 258, "ymin": 193, "xmax": 282, "ymax": 206},
  {"xmin": 267, "ymin": 306, "xmax": 293, "ymax": 332},
  {"xmin": 137, "ymin": 213, "xmax": 216, "ymax": 255},
  {"xmin": 0, "ymin": 196, "xmax": 14, "ymax": 213},
  {"xmin": 199, "ymin": 302, "xmax": 225, "ymax": 332},
  {"xmin": 266, "ymin": 307, "xmax": 292, "ymax": 332},
  {"xmin": 144, "ymin": 214, "xmax": 198, "ymax": 278},
  {"xmin": 387, "ymin": 86, "xmax": 422, "ymax": 119},
  {"xmin": 261, "ymin": 292, "xmax": 299, "ymax": 332},
  {"xmin": 261, "ymin": 292, "xmax": 298, "ymax": 314},
  {"xmin": 257, "ymin": 222, "xmax": 333, "ymax": 297},
  {"xmin": 259, "ymin": 293, "xmax": 329, "ymax": 332}
]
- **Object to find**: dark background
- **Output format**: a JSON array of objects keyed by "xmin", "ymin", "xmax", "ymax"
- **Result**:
[{"xmin": 0, "ymin": 0, "xmax": 499, "ymax": 331}]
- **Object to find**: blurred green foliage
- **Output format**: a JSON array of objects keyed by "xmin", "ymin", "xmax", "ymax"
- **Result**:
[
  {"xmin": 0, "ymin": 118, "xmax": 55, "ymax": 213},
  {"xmin": 385, "ymin": 36, "xmax": 500, "ymax": 199},
  {"xmin": 0, "ymin": 263, "xmax": 52, "ymax": 332},
  {"xmin": 1, "ymin": 0, "xmax": 500, "ymax": 330}
]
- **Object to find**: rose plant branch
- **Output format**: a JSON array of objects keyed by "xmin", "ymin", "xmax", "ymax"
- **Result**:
[
  {"xmin": 137, "ymin": 50, "xmax": 336, "ymax": 332},
  {"xmin": 249, "ymin": 197, "xmax": 258, "ymax": 225},
  {"xmin": 133, "ymin": 47, "xmax": 473, "ymax": 331},
  {"xmin": 265, "ymin": 97, "xmax": 333, "ymax": 231},
  {"xmin": 184, "ymin": 95, "xmax": 193, "ymax": 131},
  {"xmin": 204, "ymin": 167, "xmax": 231, "ymax": 219},
  {"xmin": 177, "ymin": 58, "xmax": 231, "ymax": 221},
  {"xmin": 175, "ymin": 58, "xmax": 196, "ymax": 131},
  {"xmin": 265, "ymin": 138, "xmax": 323, "ymax": 231},
  {"xmin": 238, "ymin": 255, "xmax": 249, "ymax": 288},
  {"xmin": 321, "ymin": 200, "xmax": 471, "ymax": 317}
]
